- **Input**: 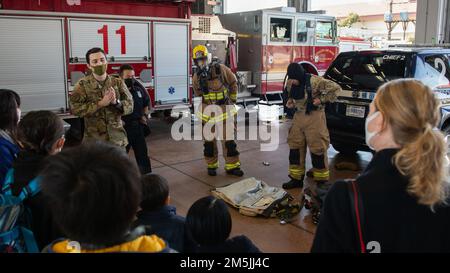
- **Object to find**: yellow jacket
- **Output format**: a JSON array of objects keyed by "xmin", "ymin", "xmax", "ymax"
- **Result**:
[
  {"xmin": 193, "ymin": 64, "xmax": 239, "ymax": 123},
  {"xmin": 44, "ymin": 235, "xmax": 173, "ymax": 253}
]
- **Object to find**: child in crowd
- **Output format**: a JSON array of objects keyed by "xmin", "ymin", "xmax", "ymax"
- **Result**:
[
  {"xmin": 185, "ymin": 196, "xmax": 261, "ymax": 253},
  {"xmin": 40, "ymin": 141, "xmax": 174, "ymax": 253},
  {"xmin": 0, "ymin": 89, "xmax": 21, "ymax": 185},
  {"xmin": 8, "ymin": 111, "xmax": 65, "ymax": 250},
  {"xmin": 134, "ymin": 174, "xmax": 186, "ymax": 252}
]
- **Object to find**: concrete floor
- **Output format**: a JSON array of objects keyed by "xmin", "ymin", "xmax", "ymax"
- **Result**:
[{"xmin": 136, "ymin": 117, "xmax": 373, "ymax": 253}]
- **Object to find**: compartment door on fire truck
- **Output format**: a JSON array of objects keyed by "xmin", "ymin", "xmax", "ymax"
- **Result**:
[
  {"xmin": 68, "ymin": 19, "xmax": 151, "ymax": 63},
  {"xmin": 0, "ymin": 17, "xmax": 67, "ymax": 113},
  {"xmin": 153, "ymin": 22, "xmax": 189, "ymax": 105},
  {"xmin": 264, "ymin": 14, "xmax": 295, "ymax": 94},
  {"xmin": 313, "ymin": 19, "xmax": 338, "ymax": 74}
]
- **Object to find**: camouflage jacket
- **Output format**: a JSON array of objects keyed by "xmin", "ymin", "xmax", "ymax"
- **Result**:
[
  {"xmin": 287, "ymin": 75, "xmax": 342, "ymax": 112},
  {"xmin": 69, "ymin": 74, "xmax": 133, "ymax": 147}
]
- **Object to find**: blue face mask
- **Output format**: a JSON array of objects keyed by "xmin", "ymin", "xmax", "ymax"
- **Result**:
[{"xmin": 365, "ymin": 111, "xmax": 381, "ymax": 150}]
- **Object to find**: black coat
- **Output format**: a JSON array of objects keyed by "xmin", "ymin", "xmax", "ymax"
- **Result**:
[
  {"xmin": 190, "ymin": 235, "xmax": 261, "ymax": 253},
  {"xmin": 122, "ymin": 80, "xmax": 150, "ymax": 123},
  {"xmin": 312, "ymin": 149, "xmax": 450, "ymax": 253},
  {"xmin": 11, "ymin": 151, "xmax": 63, "ymax": 251}
]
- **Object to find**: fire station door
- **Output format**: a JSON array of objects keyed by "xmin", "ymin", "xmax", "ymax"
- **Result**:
[
  {"xmin": 153, "ymin": 22, "xmax": 189, "ymax": 106},
  {"xmin": 0, "ymin": 17, "xmax": 67, "ymax": 113}
]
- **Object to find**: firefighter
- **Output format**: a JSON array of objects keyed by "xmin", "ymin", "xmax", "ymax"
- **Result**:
[
  {"xmin": 192, "ymin": 45, "xmax": 244, "ymax": 177},
  {"xmin": 70, "ymin": 47, "xmax": 133, "ymax": 148},
  {"xmin": 282, "ymin": 63, "xmax": 342, "ymax": 190}
]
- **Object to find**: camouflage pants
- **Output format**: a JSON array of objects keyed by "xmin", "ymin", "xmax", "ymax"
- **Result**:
[{"xmin": 287, "ymin": 110, "xmax": 330, "ymax": 182}]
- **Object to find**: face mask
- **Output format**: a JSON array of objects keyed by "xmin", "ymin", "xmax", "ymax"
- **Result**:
[
  {"xmin": 365, "ymin": 111, "xmax": 381, "ymax": 150},
  {"xmin": 196, "ymin": 59, "xmax": 208, "ymax": 69},
  {"xmin": 124, "ymin": 78, "xmax": 135, "ymax": 88},
  {"xmin": 17, "ymin": 108, "xmax": 21, "ymax": 123},
  {"xmin": 91, "ymin": 63, "xmax": 107, "ymax": 76}
]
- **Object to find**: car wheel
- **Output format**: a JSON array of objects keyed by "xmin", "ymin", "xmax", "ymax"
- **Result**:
[
  {"xmin": 442, "ymin": 126, "xmax": 450, "ymax": 154},
  {"xmin": 443, "ymin": 125, "xmax": 450, "ymax": 137},
  {"xmin": 332, "ymin": 142, "xmax": 358, "ymax": 155}
]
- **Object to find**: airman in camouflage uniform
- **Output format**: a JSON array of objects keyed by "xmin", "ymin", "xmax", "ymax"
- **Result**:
[{"xmin": 70, "ymin": 73, "xmax": 133, "ymax": 148}]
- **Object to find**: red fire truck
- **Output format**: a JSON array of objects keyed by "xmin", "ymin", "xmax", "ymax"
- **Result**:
[
  {"xmin": 0, "ymin": 0, "xmax": 193, "ymax": 119},
  {"xmin": 219, "ymin": 7, "xmax": 339, "ymax": 106},
  {"xmin": 339, "ymin": 36, "xmax": 372, "ymax": 53}
]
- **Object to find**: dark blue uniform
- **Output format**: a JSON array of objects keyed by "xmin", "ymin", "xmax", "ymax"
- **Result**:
[{"xmin": 122, "ymin": 79, "xmax": 152, "ymax": 174}]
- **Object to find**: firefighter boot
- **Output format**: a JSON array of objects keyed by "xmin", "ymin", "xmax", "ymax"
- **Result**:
[
  {"xmin": 316, "ymin": 180, "xmax": 332, "ymax": 190},
  {"xmin": 226, "ymin": 168, "xmax": 244, "ymax": 177},
  {"xmin": 208, "ymin": 168, "xmax": 217, "ymax": 176},
  {"xmin": 302, "ymin": 188, "xmax": 322, "ymax": 225},
  {"xmin": 282, "ymin": 176, "xmax": 304, "ymax": 189}
]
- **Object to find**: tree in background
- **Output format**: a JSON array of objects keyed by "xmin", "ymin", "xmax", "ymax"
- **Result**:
[{"xmin": 339, "ymin": 13, "xmax": 360, "ymax": 28}]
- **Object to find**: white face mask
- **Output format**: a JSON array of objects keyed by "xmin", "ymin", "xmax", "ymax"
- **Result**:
[
  {"xmin": 17, "ymin": 108, "xmax": 21, "ymax": 123},
  {"xmin": 365, "ymin": 111, "xmax": 381, "ymax": 150}
]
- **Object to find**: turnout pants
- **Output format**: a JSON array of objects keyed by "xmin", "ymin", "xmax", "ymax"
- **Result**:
[
  {"xmin": 203, "ymin": 120, "xmax": 240, "ymax": 171},
  {"xmin": 287, "ymin": 110, "xmax": 330, "ymax": 182}
]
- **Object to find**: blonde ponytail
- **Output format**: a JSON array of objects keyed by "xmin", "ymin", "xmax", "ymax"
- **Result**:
[
  {"xmin": 376, "ymin": 79, "xmax": 449, "ymax": 208},
  {"xmin": 394, "ymin": 125, "xmax": 448, "ymax": 207}
]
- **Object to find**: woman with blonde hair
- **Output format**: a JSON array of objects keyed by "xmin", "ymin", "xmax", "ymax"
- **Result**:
[{"xmin": 312, "ymin": 79, "xmax": 450, "ymax": 253}]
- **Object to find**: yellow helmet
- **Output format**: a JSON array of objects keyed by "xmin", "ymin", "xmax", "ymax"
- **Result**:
[{"xmin": 193, "ymin": 45, "xmax": 208, "ymax": 60}]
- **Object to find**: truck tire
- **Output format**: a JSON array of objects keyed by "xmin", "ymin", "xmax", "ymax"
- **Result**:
[
  {"xmin": 332, "ymin": 142, "xmax": 358, "ymax": 155},
  {"xmin": 443, "ymin": 125, "xmax": 450, "ymax": 137}
]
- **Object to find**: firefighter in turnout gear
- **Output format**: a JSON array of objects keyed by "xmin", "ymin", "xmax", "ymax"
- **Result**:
[
  {"xmin": 283, "ymin": 63, "xmax": 341, "ymax": 189},
  {"xmin": 192, "ymin": 45, "xmax": 244, "ymax": 177}
]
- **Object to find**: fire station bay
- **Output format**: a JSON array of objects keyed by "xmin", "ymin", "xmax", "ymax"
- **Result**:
[{"xmin": 2, "ymin": 0, "xmax": 450, "ymax": 256}]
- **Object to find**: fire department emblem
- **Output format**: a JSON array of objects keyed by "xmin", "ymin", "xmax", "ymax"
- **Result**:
[{"xmin": 66, "ymin": 0, "xmax": 81, "ymax": 6}]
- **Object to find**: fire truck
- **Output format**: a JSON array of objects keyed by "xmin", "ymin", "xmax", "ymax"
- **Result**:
[
  {"xmin": 339, "ymin": 37, "xmax": 372, "ymax": 53},
  {"xmin": 217, "ymin": 7, "xmax": 339, "ymax": 108},
  {"xmin": 0, "ymin": 0, "xmax": 193, "ymax": 129}
]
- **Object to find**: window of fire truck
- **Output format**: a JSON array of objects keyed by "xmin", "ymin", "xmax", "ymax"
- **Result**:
[
  {"xmin": 297, "ymin": 19, "xmax": 308, "ymax": 43},
  {"xmin": 270, "ymin": 18, "xmax": 292, "ymax": 43},
  {"xmin": 315, "ymin": 21, "xmax": 334, "ymax": 45}
]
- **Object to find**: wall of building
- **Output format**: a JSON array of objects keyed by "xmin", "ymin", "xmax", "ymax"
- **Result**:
[
  {"xmin": 446, "ymin": 0, "xmax": 450, "ymax": 43},
  {"xmin": 359, "ymin": 17, "xmax": 416, "ymax": 41},
  {"xmin": 415, "ymin": 0, "xmax": 449, "ymax": 44},
  {"xmin": 223, "ymin": 0, "xmax": 287, "ymax": 14}
]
